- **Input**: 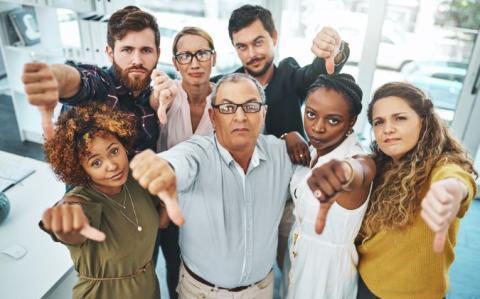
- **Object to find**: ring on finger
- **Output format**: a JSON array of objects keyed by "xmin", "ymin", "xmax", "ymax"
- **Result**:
[
  {"xmin": 313, "ymin": 189, "xmax": 322, "ymax": 198},
  {"xmin": 299, "ymin": 154, "xmax": 304, "ymax": 158}
]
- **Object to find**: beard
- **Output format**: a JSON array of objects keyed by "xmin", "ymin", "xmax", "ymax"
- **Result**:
[
  {"xmin": 244, "ymin": 55, "xmax": 274, "ymax": 78},
  {"xmin": 113, "ymin": 61, "xmax": 153, "ymax": 92}
]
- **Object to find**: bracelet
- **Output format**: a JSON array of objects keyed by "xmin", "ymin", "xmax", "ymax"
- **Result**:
[
  {"xmin": 280, "ymin": 132, "xmax": 289, "ymax": 140},
  {"xmin": 341, "ymin": 158, "xmax": 355, "ymax": 192}
]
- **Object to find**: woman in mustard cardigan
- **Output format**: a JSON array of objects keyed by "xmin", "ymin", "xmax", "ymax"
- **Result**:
[{"xmin": 356, "ymin": 82, "xmax": 477, "ymax": 299}]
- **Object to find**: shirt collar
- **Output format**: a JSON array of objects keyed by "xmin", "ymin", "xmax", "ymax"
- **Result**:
[
  {"xmin": 214, "ymin": 134, "xmax": 266, "ymax": 169},
  {"xmin": 310, "ymin": 133, "xmax": 358, "ymax": 167}
]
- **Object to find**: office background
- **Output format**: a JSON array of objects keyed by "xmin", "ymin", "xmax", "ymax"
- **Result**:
[{"xmin": 0, "ymin": 0, "xmax": 479, "ymax": 298}]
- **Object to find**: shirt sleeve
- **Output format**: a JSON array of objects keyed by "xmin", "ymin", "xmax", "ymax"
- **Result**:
[
  {"xmin": 430, "ymin": 163, "xmax": 477, "ymax": 218},
  {"xmin": 158, "ymin": 137, "xmax": 204, "ymax": 193},
  {"xmin": 59, "ymin": 62, "xmax": 111, "ymax": 105}
]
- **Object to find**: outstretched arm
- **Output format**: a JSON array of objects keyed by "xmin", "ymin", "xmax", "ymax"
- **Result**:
[
  {"xmin": 130, "ymin": 149, "xmax": 185, "ymax": 226},
  {"xmin": 41, "ymin": 196, "xmax": 105, "ymax": 245},
  {"xmin": 307, "ymin": 155, "xmax": 376, "ymax": 234},
  {"xmin": 420, "ymin": 177, "xmax": 468, "ymax": 254},
  {"xmin": 22, "ymin": 63, "xmax": 81, "ymax": 139}
]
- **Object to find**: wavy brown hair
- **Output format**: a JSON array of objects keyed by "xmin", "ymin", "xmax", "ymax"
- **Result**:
[
  {"xmin": 44, "ymin": 102, "xmax": 136, "ymax": 186},
  {"xmin": 359, "ymin": 82, "xmax": 476, "ymax": 241}
]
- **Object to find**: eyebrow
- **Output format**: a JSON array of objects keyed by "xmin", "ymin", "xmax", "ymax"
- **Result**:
[
  {"xmin": 220, "ymin": 98, "xmax": 260, "ymax": 104},
  {"xmin": 305, "ymin": 106, "xmax": 343, "ymax": 116},
  {"xmin": 373, "ymin": 112, "xmax": 408, "ymax": 121},
  {"xmin": 235, "ymin": 35, "xmax": 264, "ymax": 46},
  {"xmin": 87, "ymin": 142, "xmax": 117, "ymax": 162}
]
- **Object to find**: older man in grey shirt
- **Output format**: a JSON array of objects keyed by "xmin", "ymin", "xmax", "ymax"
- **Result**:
[{"xmin": 131, "ymin": 73, "xmax": 295, "ymax": 298}]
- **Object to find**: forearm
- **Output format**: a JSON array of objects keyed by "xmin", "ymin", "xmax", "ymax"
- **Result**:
[
  {"xmin": 344, "ymin": 155, "xmax": 376, "ymax": 191},
  {"xmin": 50, "ymin": 64, "xmax": 81, "ymax": 98}
]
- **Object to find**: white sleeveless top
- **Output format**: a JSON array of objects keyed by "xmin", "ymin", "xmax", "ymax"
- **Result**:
[{"xmin": 287, "ymin": 134, "xmax": 369, "ymax": 299}]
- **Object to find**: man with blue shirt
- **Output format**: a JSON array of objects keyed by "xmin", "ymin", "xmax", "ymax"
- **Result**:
[{"xmin": 131, "ymin": 73, "xmax": 295, "ymax": 298}]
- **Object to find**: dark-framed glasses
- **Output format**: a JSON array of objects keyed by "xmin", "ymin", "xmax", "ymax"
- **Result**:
[
  {"xmin": 212, "ymin": 102, "xmax": 265, "ymax": 114},
  {"xmin": 174, "ymin": 49, "xmax": 215, "ymax": 65}
]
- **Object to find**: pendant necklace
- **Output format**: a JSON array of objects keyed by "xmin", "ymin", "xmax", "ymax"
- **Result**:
[{"xmin": 95, "ymin": 184, "xmax": 142, "ymax": 232}]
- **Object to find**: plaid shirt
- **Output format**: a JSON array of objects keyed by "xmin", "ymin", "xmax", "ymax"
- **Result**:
[{"xmin": 60, "ymin": 62, "xmax": 159, "ymax": 155}]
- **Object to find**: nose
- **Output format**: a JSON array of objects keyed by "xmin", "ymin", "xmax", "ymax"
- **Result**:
[
  {"xmin": 190, "ymin": 56, "xmax": 200, "ymax": 68},
  {"xmin": 233, "ymin": 105, "xmax": 247, "ymax": 122},
  {"xmin": 247, "ymin": 46, "xmax": 256, "ymax": 58},
  {"xmin": 311, "ymin": 119, "xmax": 326, "ymax": 134},
  {"xmin": 383, "ymin": 121, "xmax": 395, "ymax": 135},
  {"xmin": 131, "ymin": 50, "xmax": 144, "ymax": 66},
  {"xmin": 105, "ymin": 159, "xmax": 118, "ymax": 172}
]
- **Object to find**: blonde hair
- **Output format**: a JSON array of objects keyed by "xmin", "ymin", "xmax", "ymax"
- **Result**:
[
  {"xmin": 359, "ymin": 82, "xmax": 476, "ymax": 242},
  {"xmin": 172, "ymin": 26, "xmax": 215, "ymax": 55}
]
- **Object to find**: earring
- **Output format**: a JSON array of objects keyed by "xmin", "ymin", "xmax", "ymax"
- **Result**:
[{"xmin": 346, "ymin": 128, "xmax": 354, "ymax": 136}]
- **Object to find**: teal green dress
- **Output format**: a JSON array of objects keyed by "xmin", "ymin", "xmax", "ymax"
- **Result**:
[{"xmin": 66, "ymin": 174, "xmax": 161, "ymax": 299}]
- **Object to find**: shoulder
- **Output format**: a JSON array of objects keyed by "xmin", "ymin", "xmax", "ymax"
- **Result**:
[
  {"xmin": 257, "ymin": 134, "xmax": 290, "ymax": 161},
  {"xmin": 161, "ymin": 134, "xmax": 215, "ymax": 159},
  {"xmin": 430, "ymin": 160, "xmax": 476, "ymax": 191},
  {"xmin": 277, "ymin": 57, "xmax": 300, "ymax": 70}
]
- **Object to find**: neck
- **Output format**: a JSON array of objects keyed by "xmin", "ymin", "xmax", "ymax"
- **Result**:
[
  {"xmin": 182, "ymin": 81, "xmax": 211, "ymax": 104},
  {"xmin": 249, "ymin": 64, "xmax": 274, "ymax": 86},
  {"xmin": 91, "ymin": 183, "xmax": 122, "ymax": 197},
  {"xmin": 230, "ymin": 146, "xmax": 255, "ymax": 173}
]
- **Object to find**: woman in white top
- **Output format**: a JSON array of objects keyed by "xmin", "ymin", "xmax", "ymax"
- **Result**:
[
  {"xmin": 287, "ymin": 74, "xmax": 375, "ymax": 298},
  {"xmin": 151, "ymin": 27, "xmax": 216, "ymax": 152}
]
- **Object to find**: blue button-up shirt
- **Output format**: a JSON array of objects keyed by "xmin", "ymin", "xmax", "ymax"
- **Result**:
[{"xmin": 159, "ymin": 134, "xmax": 295, "ymax": 288}]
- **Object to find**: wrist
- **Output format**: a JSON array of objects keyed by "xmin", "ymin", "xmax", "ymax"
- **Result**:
[
  {"xmin": 280, "ymin": 132, "xmax": 290, "ymax": 140},
  {"xmin": 334, "ymin": 41, "xmax": 349, "ymax": 65}
]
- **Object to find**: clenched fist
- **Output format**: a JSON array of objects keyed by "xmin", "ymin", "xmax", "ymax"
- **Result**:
[{"xmin": 130, "ymin": 149, "xmax": 185, "ymax": 225}]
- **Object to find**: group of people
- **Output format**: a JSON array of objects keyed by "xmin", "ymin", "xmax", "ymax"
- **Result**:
[{"xmin": 21, "ymin": 4, "xmax": 477, "ymax": 299}]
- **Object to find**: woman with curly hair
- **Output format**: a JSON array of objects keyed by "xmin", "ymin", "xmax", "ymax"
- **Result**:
[
  {"xmin": 41, "ymin": 103, "xmax": 173, "ymax": 299},
  {"xmin": 356, "ymin": 82, "xmax": 477, "ymax": 299}
]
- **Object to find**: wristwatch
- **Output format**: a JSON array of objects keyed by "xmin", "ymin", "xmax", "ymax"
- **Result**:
[{"xmin": 335, "ymin": 41, "xmax": 350, "ymax": 66}]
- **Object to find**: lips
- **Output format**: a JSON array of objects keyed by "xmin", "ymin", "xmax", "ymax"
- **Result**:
[
  {"xmin": 109, "ymin": 171, "xmax": 124, "ymax": 180},
  {"xmin": 232, "ymin": 128, "xmax": 249, "ymax": 133},
  {"xmin": 308, "ymin": 136, "xmax": 324, "ymax": 146},
  {"xmin": 383, "ymin": 138, "xmax": 401, "ymax": 144},
  {"xmin": 247, "ymin": 57, "xmax": 263, "ymax": 66},
  {"xmin": 189, "ymin": 72, "xmax": 204, "ymax": 78},
  {"xmin": 127, "ymin": 68, "xmax": 147, "ymax": 74}
]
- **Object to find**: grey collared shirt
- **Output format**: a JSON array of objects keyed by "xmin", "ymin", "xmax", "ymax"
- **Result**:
[{"xmin": 159, "ymin": 134, "xmax": 295, "ymax": 288}]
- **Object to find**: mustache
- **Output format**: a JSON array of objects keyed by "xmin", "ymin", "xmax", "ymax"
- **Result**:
[
  {"xmin": 246, "ymin": 57, "xmax": 264, "ymax": 66},
  {"xmin": 125, "ymin": 65, "xmax": 148, "ymax": 72}
]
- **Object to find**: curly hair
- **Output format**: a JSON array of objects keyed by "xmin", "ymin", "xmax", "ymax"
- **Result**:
[
  {"xmin": 359, "ymin": 82, "xmax": 477, "ymax": 242},
  {"xmin": 44, "ymin": 103, "xmax": 136, "ymax": 186}
]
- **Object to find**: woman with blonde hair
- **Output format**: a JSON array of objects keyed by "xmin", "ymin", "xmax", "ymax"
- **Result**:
[
  {"xmin": 152, "ymin": 26, "xmax": 216, "ymax": 151},
  {"xmin": 356, "ymin": 82, "xmax": 477, "ymax": 299}
]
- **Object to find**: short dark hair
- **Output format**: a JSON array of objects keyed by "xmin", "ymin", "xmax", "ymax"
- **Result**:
[
  {"xmin": 107, "ymin": 6, "xmax": 160, "ymax": 49},
  {"xmin": 228, "ymin": 5, "xmax": 276, "ymax": 42},
  {"xmin": 307, "ymin": 73, "xmax": 363, "ymax": 117}
]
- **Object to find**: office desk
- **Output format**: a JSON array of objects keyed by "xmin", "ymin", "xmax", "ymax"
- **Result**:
[{"xmin": 0, "ymin": 151, "xmax": 74, "ymax": 298}]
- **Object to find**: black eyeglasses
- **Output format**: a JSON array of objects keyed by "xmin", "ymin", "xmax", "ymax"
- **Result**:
[
  {"xmin": 212, "ymin": 102, "xmax": 265, "ymax": 114},
  {"xmin": 174, "ymin": 49, "xmax": 215, "ymax": 65}
]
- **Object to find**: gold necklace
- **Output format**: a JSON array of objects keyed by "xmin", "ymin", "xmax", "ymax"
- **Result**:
[{"xmin": 95, "ymin": 184, "xmax": 142, "ymax": 232}]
